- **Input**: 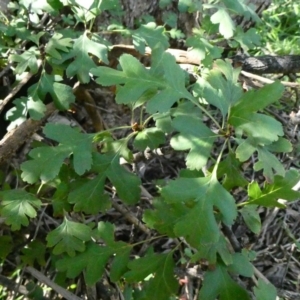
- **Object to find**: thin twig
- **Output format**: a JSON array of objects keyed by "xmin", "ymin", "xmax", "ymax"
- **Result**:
[
  {"xmin": 25, "ymin": 266, "xmax": 82, "ymax": 300},
  {"xmin": 111, "ymin": 199, "xmax": 151, "ymax": 235}
]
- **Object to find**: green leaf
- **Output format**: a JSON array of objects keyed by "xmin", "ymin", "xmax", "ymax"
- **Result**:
[
  {"xmin": 21, "ymin": 124, "xmax": 94, "ymax": 183},
  {"xmin": 228, "ymin": 252, "xmax": 254, "ymax": 277},
  {"xmin": 46, "ymin": 218, "xmax": 92, "ymax": 257},
  {"xmin": 92, "ymin": 50, "xmax": 193, "ymax": 114},
  {"xmin": 232, "ymin": 113, "xmax": 283, "ymax": 145},
  {"xmin": 31, "ymin": 73, "xmax": 75, "ymax": 110},
  {"xmin": 10, "ymin": 47, "xmax": 39, "ymax": 74},
  {"xmin": 134, "ymin": 128, "xmax": 165, "ymax": 150},
  {"xmin": 246, "ymin": 169, "xmax": 300, "ymax": 207},
  {"xmin": 0, "ymin": 190, "xmax": 42, "ymax": 231},
  {"xmin": 210, "ymin": 7, "xmax": 235, "ymax": 39},
  {"xmin": 143, "ymin": 198, "xmax": 188, "ymax": 238},
  {"xmin": 186, "ymin": 30, "xmax": 222, "ymax": 63},
  {"xmin": 124, "ymin": 252, "xmax": 178, "ymax": 299},
  {"xmin": 234, "ymin": 27, "xmax": 261, "ymax": 51},
  {"xmin": 66, "ymin": 32, "xmax": 108, "ymax": 83},
  {"xmin": 21, "ymin": 240, "xmax": 46, "ymax": 266},
  {"xmin": 45, "ymin": 32, "xmax": 73, "ymax": 59},
  {"xmin": 58, "ymin": 222, "xmax": 131, "ymax": 285},
  {"xmin": 254, "ymin": 146, "xmax": 285, "ymax": 181},
  {"xmin": 170, "ymin": 115, "xmax": 216, "ymax": 170},
  {"xmin": 91, "ymin": 54, "xmax": 161, "ymax": 104},
  {"xmin": 217, "ymin": 152, "xmax": 248, "ymax": 189},
  {"xmin": 0, "ymin": 236, "xmax": 13, "ymax": 259},
  {"xmin": 132, "ymin": 22, "xmax": 169, "ymax": 52},
  {"xmin": 240, "ymin": 205, "xmax": 261, "ymax": 234},
  {"xmin": 199, "ymin": 263, "xmax": 250, "ymax": 300},
  {"xmin": 236, "ymin": 139, "xmax": 256, "ymax": 162},
  {"xmin": 102, "ymin": 137, "xmax": 133, "ymax": 162},
  {"xmin": 229, "ymin": 82, "xmax": 284, "ymax": 144},
  {"xmin": 68, "ymin": 177, "xmax": 111, "ymax": 214},
  {"xmin": 178, "ymin": 0, "xmax": 202, "ymax": 13},
  {"xmin": 266, "ymin": 137, "xmax": 292, "ymax": 153},
  {"xmin": 147, "ymin": 52, "xmax": 193, "ymax": 113},
  {"xmin": 92, "ymin": 153, "xmax": 141, "ymax": 205},
  {"xmin": 110, "ymin": 249, "xmax": 131, "ymax": 282},
  {"xmin": 56, "ymin": 241, "xmax": 113, "ymax": 284},
  {"xmin": 253, "ymin": 279, "xmax": 277, "ymax": 300},
  {"xmin": 6, "ymin": 96, "xmax": 46, "ymax": 126},
  {"xmin": 21, "ymin": 146, "xmax": 68, "ymax": 184},
  {"xmin": 236, "ymin": 139, "xmax": 286, "ymax": 182},
  {"xmin": 161, "ymin": 176, "xmax": 237, "ymax": 249},
  {"xmin": 52, "ymin": 182, "xmax": 72, "ymax": 216},
  {"xmin": 191, "ymin": 235, "xmax": 232, "ymax": 265}
]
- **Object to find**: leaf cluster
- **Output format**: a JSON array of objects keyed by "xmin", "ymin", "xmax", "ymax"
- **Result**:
[{"xmin": 0, "ymin": 1, "xmax": 298, "ymax": 299}]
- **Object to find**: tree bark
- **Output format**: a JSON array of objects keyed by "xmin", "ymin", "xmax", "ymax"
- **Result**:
[{"xmin": 233, "ymin": 55, "xmax": 300, "ymax": 74}]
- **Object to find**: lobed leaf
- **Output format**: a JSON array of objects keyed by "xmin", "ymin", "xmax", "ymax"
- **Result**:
[
  {"xmin": 46, "ymin": 218, "xmax": 92, "ymax": 257},
  {"xmin": 0, "ymin": 190, "xmax": 42, "ymax": 231}
]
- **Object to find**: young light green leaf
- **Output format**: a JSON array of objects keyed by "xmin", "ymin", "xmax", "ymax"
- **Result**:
[
  {"xmin": 253, "ymin": 279, "xmax": 277, "ymax": 300},
  {"xmin": 170, "ymin": 115, "xmax": 216, "ymax": 170},
  {"xmin": 46, "ymin": 218, "xmax": 92, "ymax": 257},
  {"xmin": 240, "ymin": 205, "xmax": 261, "ymax": 234},
  {"xmin": 199, "ymin": 263, "xmax": 250, "ymax": 300},
  {"xmin": 66, "ymin": 32, "xmax": 108, "ymax": 83},
  {"xmin": 0, "ymin": 190, "xmax": 42, "ymax": 231},
  {"xmin": 161, "ymin": 176, "xmax": 237, "ymax": 249},
  {"xmin": 210, "ymin": 7, "xmax": 235, "ymax": 39},
  {"xmin": 246, "ymin": 169, "xmax": 300, "ymax": 207},
  {"xmin": 133, "ymin": 127, "xmax": 165, "ymax": 150}
]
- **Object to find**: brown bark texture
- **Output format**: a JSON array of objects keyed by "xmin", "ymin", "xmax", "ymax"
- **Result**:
[{"xmin": 234, "ymin": 55, "xmax": 300, "ymax": 75}]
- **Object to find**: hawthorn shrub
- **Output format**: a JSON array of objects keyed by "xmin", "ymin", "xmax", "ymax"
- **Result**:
[{"xmin": 0, "ymin": 0, "xmax": 298, "ymax": 299}]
